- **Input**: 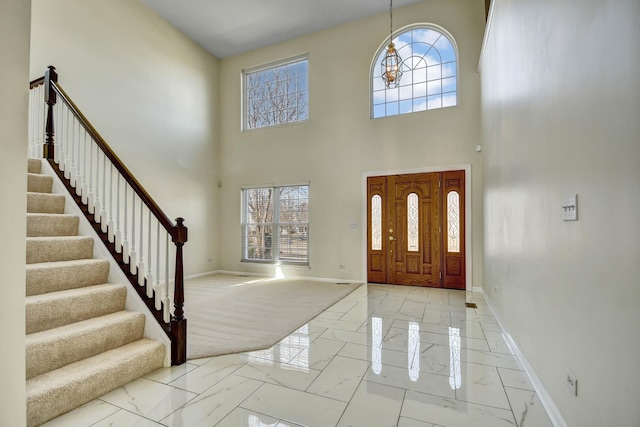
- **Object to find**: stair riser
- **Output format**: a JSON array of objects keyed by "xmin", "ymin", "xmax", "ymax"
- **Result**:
[
  {"xmin": 26, "ymin": 313, "xmax": 146, "ymax": 379},
  {"xmin": 27, "ymin": 173, "xmax": 53, "ymax": 193},
  {"xmin": 28, "ymin": 158, "xmax": 42, "ymax": 174},
  {"xmin": 27, "ymin": 192, "xmax": 65, "ymax": 214},
  {"xmin": 26, "ymin": 340, "xmax": 165, "ymax": 427},
  {"xmin": 26, "ymin": 237, "xmax": 94, "ymax": 264},
  {"xmin": 26, "ymin": 260, "xmax": 109, "ymax": 296},
  {"xmin": 27, "ymin": 214, "xmax": 79, "ymax": 237},
  {"xmin": 26, "ymin": 286, "xmax": 127, "ymax": 334}
]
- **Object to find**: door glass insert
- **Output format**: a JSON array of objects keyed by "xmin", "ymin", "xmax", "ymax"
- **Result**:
[
  {"xmin": 407, "ymin": 193, "xmax": 419, "ymax": 252},
  {"xmin": 447, "ymin": 191, "xmax": 460, "ymax": 253},
  {"xmin": 372, "ymin": 195, "xmax": 382, "ymax": 250}
]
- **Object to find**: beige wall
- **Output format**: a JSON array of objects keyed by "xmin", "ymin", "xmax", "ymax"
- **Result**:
[
  {"xmin": 481, "ymin": 0, "xmax": 640, "ymax": 425},
  {"xmin": 0, "ymin": 0, "xmax": 30, "ymax": 424},
  {"xmin": 30, "ymin": 0, "xmax": 221, "ymax": 275},
  {"xmin": 218, "ymin": 0, "xmax": 486, "ymax": 283}
]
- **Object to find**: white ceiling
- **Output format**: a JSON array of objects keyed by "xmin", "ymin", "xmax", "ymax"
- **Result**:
[{"xmin": 141, "ymin": 0, "xmax": 424, "ymax": 59}]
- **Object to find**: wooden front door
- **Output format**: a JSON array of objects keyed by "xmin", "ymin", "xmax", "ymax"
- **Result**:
[{"xmin": 367, "ymin": 170, "xmax": 465, "ymax": 289}]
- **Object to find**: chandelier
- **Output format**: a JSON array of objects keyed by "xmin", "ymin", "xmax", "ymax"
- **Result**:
[{"xmin": 381, "ymin": 0, "xmax": 403, "ymax": 88}]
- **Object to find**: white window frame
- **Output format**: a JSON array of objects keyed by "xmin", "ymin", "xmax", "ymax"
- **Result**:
[
  {"xmin": 370, "ymin": 23, "xmax": 459, "ymax": 119},
  {"xmin": 241, "ymin": 184, "xmax": 309, "ymax": 265},
  {"xmin": 242, "ymin": 55, "xmax": 309, "ymax": 131}
]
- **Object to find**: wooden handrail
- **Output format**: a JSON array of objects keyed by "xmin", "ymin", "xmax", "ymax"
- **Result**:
[
  {"xmin": 30, "ymin": 76, "xmax": 45, "ymax": 89},
  {"xmin": 33, "ymin": 66, "xmax": 188, "ymax": 365}
]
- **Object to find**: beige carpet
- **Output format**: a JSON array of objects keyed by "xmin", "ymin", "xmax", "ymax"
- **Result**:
[{"xmin": 185, "ymin": 274, "xmax": 362, "ymax": 359}]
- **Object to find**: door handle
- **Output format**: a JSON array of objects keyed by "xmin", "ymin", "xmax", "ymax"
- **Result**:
[{"xmin": 389, "ymin": 236, "xmax": 395, "ymax": 241}]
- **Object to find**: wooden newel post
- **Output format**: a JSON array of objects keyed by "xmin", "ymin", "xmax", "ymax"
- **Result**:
[
  {"xmin": 44, "ymin": 65, "xmax": 58, "ymax": 160},
  {"xmin": 171, "ymin": 217, "xmax": 188, "ymax": 365}
]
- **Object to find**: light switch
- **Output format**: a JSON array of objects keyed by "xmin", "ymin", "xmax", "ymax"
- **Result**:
[
  {"xmin": 562, "ymin": 194, "xmax": 578, "ymax": 221},
  {"xmin": 348, "ymin": 221, "xmax": 358, "ymax": 228}
]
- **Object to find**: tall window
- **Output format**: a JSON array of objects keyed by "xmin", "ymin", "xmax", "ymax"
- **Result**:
[
  {"xmin": 241, "ymin": 185, "xmax": 309, "ymax": 265},
  {"xmin": 243, "ymin": 56, "xmax": 309, "ymax": 130},
  {"xmin": 371, "ymin": 24, "xmax": 458, "ymax": 118}
]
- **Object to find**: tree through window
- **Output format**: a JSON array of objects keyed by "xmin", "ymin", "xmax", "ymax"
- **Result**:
[
  {"xmin": 371, "ymin": 24, "xmax": 458, "ymax": 118},
  {"xmin": 244, "ymin": 57, "xmax": 309, "ymax": 130},
  {"xmin": 241, "ymin": 185, "xmax": 309, "ymax": 265}
]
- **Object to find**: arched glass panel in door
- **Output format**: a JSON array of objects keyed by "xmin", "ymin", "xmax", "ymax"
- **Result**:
[
  {"xmin": 371, "ymin": 195, "xmax": 382, "ymax": 250},
  {"xmin": 407, "ymin": 193, "xmax": 419, "ymax": 252},
  {"xmin": 447, "ymin": 191, "xmax": 460, "ymax": 253}
]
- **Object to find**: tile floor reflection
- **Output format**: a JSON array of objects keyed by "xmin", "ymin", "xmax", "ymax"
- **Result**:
[{"xmin": 42, "ymin": 284, "xmax": 554, "ymax": 427}]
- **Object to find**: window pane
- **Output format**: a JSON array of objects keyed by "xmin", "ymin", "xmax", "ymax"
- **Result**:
[
  {"xmin": 245, "ymin": 57, "xmax": 308, "ymax": 130},
  {"xmin": 414, "ymin": 82, "xmax": 427, "ymax": 98},
  {"xmin": 442, "ymin": 93, "xmax": 457, "ymax": 107},
  {"xmin": 386, "ymin": 102, "xmax": 399, "ymax": 116},
  {"xmin": 399, "ymin": 100, "xmax": 413, "ymax": 114},
  {"xmin": 427, "ymin": 64, "xmax": 442, "ymax": 81},
  {"xmin": 243, "ymin": 224, "xmax": 274, "ymax": 260},
  {"xmin": 242, "ymin": 185, "xmax": 309, "ymax": 264},
  {"xmin": 427, "ymin": 94, "xmax": 442, "ymax": 109},
  {"xmin": 371, "ymin": 195, "xmax": 382, "ymax": 250},
  {"xmin": 442, "ymin": 77, "xmax": 457, "ymax": 93},
  {"xmin": 413, "ymin": 67, "xmax": 427, "ymax": 84},
  {"xmin": 371, "ymin": 26, "xmax": 457, "ymax": 118},
  {"xmin": 447, "ymin": 191, "xmax": 460, "ymax": 253},
  {"xmin": 427, "ymin": 80, "xmax": 442, "ymax": 95},
  {"xmin": 413, "ymin": 97, "xmax": 427, "ymax": 112},
  {"xmin": 278, "ymin": 224, "xmax": 308, "ymax": 263},
  {"xmin": 407, "ymin": 193, "xmax": 419, "ymax": 252},
  {"xmin": 442, "ymin": 61, "xmax": 456, "ymax": 78},
  {"xmin": 399, "ymin": 85, "xmax": 413, "ymax": 101}
]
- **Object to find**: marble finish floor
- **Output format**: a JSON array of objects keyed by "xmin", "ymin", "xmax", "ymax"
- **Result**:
[{"xmin": 42, "ymin": 284, "xmax": 554, "ymax": 427}]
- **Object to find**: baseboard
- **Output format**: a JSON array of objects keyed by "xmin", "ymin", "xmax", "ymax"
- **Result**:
[
  {"xmin": 478, "ymin": 289, "xmax": 568, "ymax": 427},
  {"xmin": 211, "ymin": 269, "xmax": 362, "ymax": 285},
  {"xmin": 184, "ymin": 270, "xmax": 220, "ymax": 280}
]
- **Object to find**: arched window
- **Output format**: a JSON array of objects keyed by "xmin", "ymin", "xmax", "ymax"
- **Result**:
[{"xmin": 371, "ymin": 24, "xmax": 458, "ymax": 118}]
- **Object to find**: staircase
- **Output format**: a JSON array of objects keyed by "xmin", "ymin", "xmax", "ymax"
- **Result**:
[{"xmin": 25, "ymin": 158, "xmax": 165, "ymax": 427}]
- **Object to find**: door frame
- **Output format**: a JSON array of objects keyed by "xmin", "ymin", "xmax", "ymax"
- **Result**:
[{"xmin": 362, "ymin": 164, "xmax": 473, "ymax": 292}]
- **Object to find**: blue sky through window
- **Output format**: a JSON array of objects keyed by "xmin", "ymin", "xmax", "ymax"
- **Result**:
[{"xmin": 372, "ymin": 25, "xmax": 457, "ymax": 118}]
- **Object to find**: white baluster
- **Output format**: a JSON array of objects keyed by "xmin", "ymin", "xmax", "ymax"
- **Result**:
[
  {"xmin": 154, "ymin": 223, "xmax": 161, "ymax": 310},
  {"xmin": 100, "ymin": 154, "xmax": 108, "ymax": 232},
  {"xmin": 87, "ymin": 135, "xmax": 95, "ymax": 214},
  {"xmin": 69, "ymin": 115, "xmax": 77, "ymax": 187},
  {"xmin": 146, "ymin": 212, "xmax": 154, "ymax": 296},
  {"xmin": 164, "ymin": 237, "xmax": 170, "ymax": 323},
  {"xmin": 94, "ymin": 151, "xmax": 102, "ymax": 222},
  {"xmin": 138, "ymin": 203, "xmax": 145, "ymax": 286},
  {"xmin": 108, "ymin": 164, "xmax": 115, "ymax": 243},
  {"xmin": 54, "ymin": 102, "xmax": 61, "ymax": 163},
  {"xmin": 63, "ymin": 109, "xmax": 71, "ymax": 178},
  {"xmin": 115, "ymin": 174, "xmax": 122, "ymax": 251},
  {"xmin": 80, "ymin": 128, "xmax": 88, "ymax": 202},
  {"xmin": 75, "ymin": 121, "xmax": 83, "ymax": 196},
  {"xmin": 122, "ymin": 184, "xmax": 129, "ymax": 264},
  {"xmin": 129, "ymin": 195, "xmax": 137, "ymax": 275}
]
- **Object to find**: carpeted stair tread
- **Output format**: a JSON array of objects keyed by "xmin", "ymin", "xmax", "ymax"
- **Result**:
[
  {"xmin": 27, "ymin": 192, "xmax": 65, "ymax": 214},
  {"xmin": 26, "ymin": 258, "xmax": 109, "ymax": 296},
  {"xmin": 26, "ymin": 283, "xmax": 127, "ymax": 334},
  {"xmin": 27, "ymin": 213, "xmax": 79, "ymax": 237},
  {"xmin": 27, "ymin": 172, "xmax": 53, "ymax": 193},
  {"xmin": 26, "ymin": 311, "xmax": 146, "ymax": 379},
  {"xmin": 26, "ymin": 236, "xmax": 94, "ymax": 264},
  {"xmin": 28, "ymin": 158, "xmax": 42, "ymax": 174},
  {"xmin": 26, "ymin": 338, "xmax": 165, "ymax": 427}
]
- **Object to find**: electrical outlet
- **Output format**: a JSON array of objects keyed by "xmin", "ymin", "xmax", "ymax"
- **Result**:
[{"xmin": 566, "ymin": 370, "xmax": 578, "ymax": 395}]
